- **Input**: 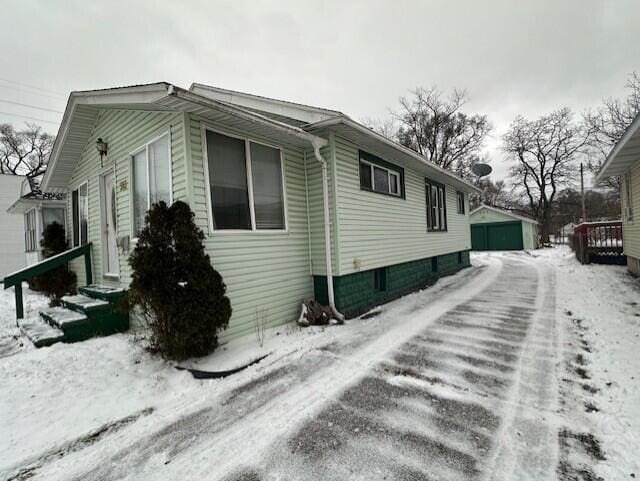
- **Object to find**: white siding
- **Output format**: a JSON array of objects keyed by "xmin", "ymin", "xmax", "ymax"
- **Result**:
[{"xmin": 0, "ymin": 175, "xmax": 26, "ymax": 278}]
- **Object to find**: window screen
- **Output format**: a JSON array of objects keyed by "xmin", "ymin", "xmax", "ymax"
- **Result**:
[{"xmin": 250, "ymin": 141, "xmax": 285, "ymax": 230}]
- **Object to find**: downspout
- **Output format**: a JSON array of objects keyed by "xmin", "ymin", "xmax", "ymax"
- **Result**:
[{"xmin": 311, "ymin": 138, "xmax": 345, "ymax": 322}]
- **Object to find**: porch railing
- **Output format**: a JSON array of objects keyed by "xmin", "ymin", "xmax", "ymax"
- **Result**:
[
  {"xmin": 571, "ymin": 221, "xmax": 624, "ymax": 265},
  {"xmin": 3, "ymin": 243, "xmax": 93, "ymax": 321}
]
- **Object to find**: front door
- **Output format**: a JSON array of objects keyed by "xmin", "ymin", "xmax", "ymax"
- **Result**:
[{"xmin": 101, "ymin": 171, "xmax": 120, "ymax": 277}]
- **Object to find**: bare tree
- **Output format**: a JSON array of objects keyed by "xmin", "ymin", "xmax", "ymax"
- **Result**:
[
  {"xmin": 503, "ymin": 108, "xmax": 593, "ymax": 243},
  {"xmin": 583, "ymin": 72, "xmax": 640, "ymax": 190},
  {"xmin": 0, "ymin": 123, "xmax": 55, "ymax": 179},
  {"xmin": 361, "ymin": 117, "xmax": 398, "ymax": 141},
  {"xmin": 393, "ymin": 87, "xmax": 492, "ymax": 173}
]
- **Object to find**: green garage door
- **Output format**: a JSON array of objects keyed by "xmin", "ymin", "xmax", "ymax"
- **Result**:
[{"xmin": 471, "ymin": 221, "xmax": 524, "ymax": 251}]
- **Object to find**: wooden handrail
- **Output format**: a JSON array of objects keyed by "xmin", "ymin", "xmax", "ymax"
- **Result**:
[{"xmin": 3, "ymin": 243, "xmax": 93, "ymax": 320}]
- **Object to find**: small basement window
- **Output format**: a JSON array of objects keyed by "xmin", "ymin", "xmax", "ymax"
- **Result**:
[
  {"xmin": 373, "ymin": 267, "xmax": 387, "ymax": 292},
  {"xmin": 359, "ymin": 151, "xmax": 403, "ymax": 198},
  {"xmin": 431, "ymin": 257, "xmax": 438, "ymax": 273},
  {"xmin": 458, "ymin": 252, "xmax": 462, "ymax": 264}
]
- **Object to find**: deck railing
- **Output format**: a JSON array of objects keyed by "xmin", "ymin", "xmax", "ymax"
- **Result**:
[
  {"xmin": 3, "ymin": 243, "xmax": 92, "ymax": 320},
  {"xmin": 571, "ymin": 221, "xmax": 624, "ymax": 265}
]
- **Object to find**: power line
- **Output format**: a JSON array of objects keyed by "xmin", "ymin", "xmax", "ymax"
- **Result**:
[
  {"xmin": 0, "ymin": 98, "xmax": 63, "ymax": 114},
  {"xmin": 0, "ymin": 83, "xmax": 67, "ymax": 102},
  {"xmin": 0, "ymin": 78, "xmax": 67, "ymax": 98},
  {"xmin": 0, "ymin": 110, "xmax": 60, "ymax": 125}
]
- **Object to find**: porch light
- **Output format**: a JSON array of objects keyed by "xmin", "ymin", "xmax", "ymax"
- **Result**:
[{"xmin": 96, "ymin": 138, "xmax": 108, "ymax": 167}]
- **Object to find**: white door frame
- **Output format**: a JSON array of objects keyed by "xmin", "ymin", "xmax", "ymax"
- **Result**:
[{"xmin": 99, "ymin": 169, "xmax": 120, "ymax": 278}]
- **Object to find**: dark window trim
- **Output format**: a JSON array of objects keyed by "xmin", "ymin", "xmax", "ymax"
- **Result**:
[
  {"xmin": 358, "ymin": 150, "xmax": 405, "ymax": 199},
  {"xmin": 456, "ymin": 191, "xmax": 465, "ymax": 214},
  {"xmin": 425, "ymin": 178, "xmax": 448, "ymax": 232}
]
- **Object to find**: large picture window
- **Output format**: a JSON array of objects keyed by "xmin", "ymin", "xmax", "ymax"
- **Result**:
[
  {"xmin": 358, "ymin": 151, "xmax": 403, "ymax": 197},
  {"xmin": 426, "ymin": 179, "xmax": 447, "ymax": 231},
  {"xmin": 131, "ymin": 133, "xmax": 171, "ymax": 236},
  {"xmin": 72, "ymin": 182, "xmax": 88, "ymax": 246},
  {"xmin": 205, "ymin": 129, "xmax": 286, "ymax": 231}
]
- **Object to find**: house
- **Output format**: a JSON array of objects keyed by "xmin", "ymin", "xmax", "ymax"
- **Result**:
[
  {"xmin": 9, "ymin": 82, "xmax": 479, "ymax": 342},
  {"xmin": 6, "ymin": 177, "xmax": 66, "ymax": 266},
  {"xmin": 595, "ymin": 113, "xmax": 640, "ymax": 274},
  {"xmin": 469, "ymin": 205, "xmax": 539, "ymax": 251},
  {"xmin": 0, "ymin": 174, "xmax": 27, "ymax": 279}
]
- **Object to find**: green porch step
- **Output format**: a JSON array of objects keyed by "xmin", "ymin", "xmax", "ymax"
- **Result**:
[
  {"xmin": 26, "ymin": 285, "xmax": 130, "ymax": 346},
  {"xmin": 78, "ymin": 285, "xmax": 126, "ymax": 302},
  {"xmin": 19, "ymin": 319, "xmax": 65, "ymax": 348}
]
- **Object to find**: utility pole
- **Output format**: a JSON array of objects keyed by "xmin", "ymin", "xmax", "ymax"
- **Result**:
[{"xmin": 580, "ymin": 163, "xmax": 587, "ymax": 222}]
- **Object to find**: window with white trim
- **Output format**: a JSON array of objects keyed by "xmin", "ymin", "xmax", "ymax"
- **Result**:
[
  {"xmin": 205, "ymin": 129, "xmax": 286, "ymax": 231},
  {"xmin": 131, "ymin": 133, "xmax": 171, "ymax": 236},
  {"xmin": 25, "ymin": 209, "xmax": 37, "ymax": 252},
  {"xmin": 72, "ymin": 182, "xmax": 88, "ymax": 246},
  {"xmin": 456, "ymin": 191, "xmax": 465, "ymax": 214},
  {"xmin": 625, "ymin": 173, "xmax": 634, "ymax": 222},
  {"xmin": 426, "ymin": 179, "xmax": 447, "ymax": 231},
  {"xmin": 359, "ymin": 151, "xmax": 403, "ymax": 197}
]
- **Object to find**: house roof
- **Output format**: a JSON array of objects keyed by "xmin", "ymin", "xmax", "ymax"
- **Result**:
[
  {"xmin": 594, "ymin": 112, "xmax": 640, "ymax": 182},
  {"xmin": 41, "ymin": 83, "xmax": 327, "ymax": 192},
  {"xmin": 7, "ymin": 177, "xmax": 65, "ymax": 214},
  {"xmin": 469, "ymin": 205, "xmax": 539, "ymax": 224},
  {"xmin": 41, "ymin": 82, "xmax": 481, "ymax": 195}
]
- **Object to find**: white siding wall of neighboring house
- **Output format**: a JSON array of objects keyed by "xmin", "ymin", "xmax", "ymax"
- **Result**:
[
  {"xmin": 622, "ymin": 163, "xmax": 640, "ymax": 263},
  {"xmin": 330, "ymin": 134, "xmax": 471, "ymax": 276},
  {"xmin": 0, "ymin": 175, "xmax": 26, "ymax": 278}
]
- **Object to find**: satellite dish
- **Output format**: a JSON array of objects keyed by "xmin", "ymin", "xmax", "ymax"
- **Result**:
[{"xmin": 472, "ymin": 163, "xmax": 493, "ymax": 178}]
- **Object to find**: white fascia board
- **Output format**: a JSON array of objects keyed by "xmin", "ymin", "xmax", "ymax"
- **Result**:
[
  {"xmin": 306, "ymin": 116, "xmax": 481, "ymax": 194},
  {"xmin": 41, "ymin": 82, "xmax": 174, "ymax": 192},
  {"xmin": 171, "ymin": 88, "xmax": 328, "ymax": 149},
  {"xmin": 594, "ymin": 111, "xmax": 640, "ymax": 183},
  {"xmin": 190, "ymin": 83, "xmax": 342, "ymax": 124},
  {"xmin": 469, "ymin": 205, "xmax": 539, "ymax": 225}
]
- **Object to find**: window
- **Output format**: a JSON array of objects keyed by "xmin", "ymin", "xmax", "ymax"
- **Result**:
[
  {"xmin": 457, "ymin": 251, "xmax": 463, "ymax": 264},
  {"xmin": 131, "ymin": 133, "xmax": 171, "ymax": 236},
  {"xmin": 43, "ymin": 207, "xmax": 65, "ymax": 229},
  {"xmin": 72, "ymin": 182, "xmax": 88, "ymax": 246},
  {"xmin": 205, "ymin": 129, "xmax": 286, "ymax": 231},
  {"xmin": 431, "ymin": 257, "xmax": 438, "ymax": 273},
  {"xmin": 625, "ymin": 173, "xmax": 634, "ymax": 222},
  {"xmin": 25, "ymin": 209, "xmax": 37, "ymax": 252},
  {"xmin": 373, "ymin": 267, "xmax": 387, "ymax": 292},
  {"xmin": 456, "ymin": 191, "xmax": 465, "ymax": 214},
  {"xmin": 358, "ymin": 151, "xmax": 403, "ymax": 197},
  {"xmin": 426, "ymin": 179, "xmax": 447, "ymax": 231}
]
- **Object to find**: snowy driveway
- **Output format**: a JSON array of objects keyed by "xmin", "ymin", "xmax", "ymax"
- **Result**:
[{"xmin": 3, "ymin": 251, "xmax": 623, "ymax": 480}]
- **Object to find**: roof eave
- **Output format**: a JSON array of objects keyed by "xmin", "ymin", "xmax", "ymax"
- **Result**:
[
  {"xmin": 594, "ymin": 112, "xmax": 640, "ymax": 183},
  {"xmin": 305, "ymin": 116, "xmax": 482, "ymax": 194}
]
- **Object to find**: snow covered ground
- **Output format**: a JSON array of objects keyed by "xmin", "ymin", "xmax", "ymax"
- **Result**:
[{"xmin": 0, "ymin": 247, "xmax": 638, "ymax": 480}]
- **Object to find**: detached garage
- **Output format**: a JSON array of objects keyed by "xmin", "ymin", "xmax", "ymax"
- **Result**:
[{"xmin": 470, "ymin": 205, "xmax": 539, "ymax": 251}]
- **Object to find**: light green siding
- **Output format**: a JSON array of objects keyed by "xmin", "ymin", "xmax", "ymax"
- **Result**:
[
  {"xmin": 67, "ymin": 108, "xmax": 185, "ymax": 287},
  {"xmin": 330, "ymin": 134, "xmax": 471, "ymax": 275},
  {"xmin": 188, "ymin": 116, "xmax": 314, "ymax": 340},
  {"xmin": 521, "ymin": 221, "xmax": 539, "ymax": 250}
]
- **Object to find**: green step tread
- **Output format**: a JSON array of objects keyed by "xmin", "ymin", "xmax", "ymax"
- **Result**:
[
  {"xmin": 61, "ymin": 294, "xmax": 110, "ymax": 313},
  {"xmin": 19, "ymin": 319, "xmax": 65, "ymax": 348},
  {"xmin": 40, "ymin": 307, "xmax": 88, "ymax": 329}
]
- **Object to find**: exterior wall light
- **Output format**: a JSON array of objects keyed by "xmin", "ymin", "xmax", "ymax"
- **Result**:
[{"xmin": 96, "ymin": 137, "xmax": 108, "ymax": 167}]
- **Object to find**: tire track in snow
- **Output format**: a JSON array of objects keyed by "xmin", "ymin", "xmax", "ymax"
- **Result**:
[{"xmin": 225, "ymin": 255, "xmax": 560, "ymax": 480}]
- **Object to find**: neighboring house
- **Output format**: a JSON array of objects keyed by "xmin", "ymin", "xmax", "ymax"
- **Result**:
[
  {"xmin": 0, "ymin": 174, "xmax": 27, "ymax": 278},
  {"xmin": 30, "ymin": 82, "xmax": 478, "ymax": 340},
  {"xmin": 595, "ymin": 113, "xmax": 640, "ymax": 274},
  {"xmin": 469, "ymin": 205, "xmax": 539, "ymax": 251},
  {"xmin": 6, "ymin": 177, "xmax": 66, "ymax": 266}
]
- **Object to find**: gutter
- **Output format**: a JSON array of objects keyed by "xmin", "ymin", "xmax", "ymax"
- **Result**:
[{"xmin": 305, "ymin": 116, "xmax": 482, "ymax": 194}]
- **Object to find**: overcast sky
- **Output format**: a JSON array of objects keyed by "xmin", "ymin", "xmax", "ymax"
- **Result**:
[{"xmin": 1, "ymin": 0, "xmax": 639, "ymax": 179}]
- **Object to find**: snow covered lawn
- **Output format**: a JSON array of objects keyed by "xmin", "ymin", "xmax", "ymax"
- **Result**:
[{"xmin": 1, "ymin": 248, "xmax": 638, "ymax": 480}]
